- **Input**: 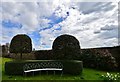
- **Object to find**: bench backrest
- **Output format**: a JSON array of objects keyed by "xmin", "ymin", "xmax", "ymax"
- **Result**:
[{"xmin": 23, "ymin": 62, "xmax": 63, "ymax": 71}]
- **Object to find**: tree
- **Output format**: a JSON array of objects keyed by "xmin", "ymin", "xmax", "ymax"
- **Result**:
[
  {"xmin": 52, "ymin": 34, "xmax": 81, "ymax": 60},
  {"xmin": 81, "ymin": 48, "xmax": 118, "ymax": 71},
  {"xmin": 2, "ymin": 45, "xmax": 6, "ymax": 54},
  {"xmin": 9, "ymin": 34, "xmax": 32, "ymax": 59}
]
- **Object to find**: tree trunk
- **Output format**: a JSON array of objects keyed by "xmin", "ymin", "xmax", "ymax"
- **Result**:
[
  {"xmin": 20, "ymin": 53, "xmax": 22, "ymax": 59},
  {"xmin": 20, "ymin": 40, "xmax": 22, "ymax": 60}
]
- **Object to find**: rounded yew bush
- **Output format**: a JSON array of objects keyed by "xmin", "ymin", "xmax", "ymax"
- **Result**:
[
  {"xmin": 9, "ymin": 34, "xmax": 32, "ymax": 59},
  {"xmin": 52, "ymin": 34, "xmax": 81, "ymax": 60}
]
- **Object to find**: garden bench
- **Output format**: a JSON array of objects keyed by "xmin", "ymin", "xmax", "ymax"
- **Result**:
[{"xmin": 23, "ymin": 62, "xmax": 63, "ymax": 76}]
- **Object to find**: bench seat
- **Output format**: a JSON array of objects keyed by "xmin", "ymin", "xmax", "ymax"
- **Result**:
[{"xmin": 24, "ymin": 68, "xmax": 62, "ymax": 73}]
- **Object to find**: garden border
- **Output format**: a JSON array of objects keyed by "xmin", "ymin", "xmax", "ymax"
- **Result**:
[{"xmin": 5, "ymin": 60, "xmax": 83, "ymax": 75}]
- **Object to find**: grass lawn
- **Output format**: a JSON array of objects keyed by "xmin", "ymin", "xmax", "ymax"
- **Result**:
[{"xmin": 0, "ymin": 57, "xmax": 118, "ymax": 81}]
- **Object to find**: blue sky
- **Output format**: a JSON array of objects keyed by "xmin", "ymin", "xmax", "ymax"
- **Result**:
[{"xmin": 1, "ymin": 0, "xmax": 119, "ymax": 50}]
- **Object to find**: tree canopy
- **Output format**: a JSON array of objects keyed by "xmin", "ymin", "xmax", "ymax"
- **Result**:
[
  {"xmin": 9, "ymin": 34, "xmax": 32, "ymax": 59},
  {"xmin": 52, "ymin": 34, "xmax": 81, "ymax": 60}
]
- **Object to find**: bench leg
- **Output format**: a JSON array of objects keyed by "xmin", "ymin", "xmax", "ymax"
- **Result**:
[
  {"xmin": 25, "ymin": 72, "xmax": 27, "ymax": 77},
  {"xmin": 39, "ymin": 71, "xmax": 41, "ymax": 75},
  {"xmin": 61, "ymin": 71, "xmax": 63, "ymax": 76},
  {"xmin": 23, "ymin": 72, "xmax": 27, "ymax": 77},
  {"xmin": 33, "ymin": 72, "xmax": 34, "ymax": 76},
  {"xmin": 23, "ymin": 72, "xmax": 25, "ymax": 77},
  {"xmin": 54, "ymin": 71, "xmax": 55, "ymax": 75},
  {"xmin": 46, "ymin": 71, "xmax": 48, "ymax": 75}
]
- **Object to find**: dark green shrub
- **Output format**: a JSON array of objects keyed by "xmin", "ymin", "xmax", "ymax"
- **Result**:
[
  {"xmin": 108, "ymin": 46, "xmax": 120, "ymax": 71},
  {"xmin": 81, "ymin": 49, "xmax": 117, "ymax": 71},
  {"xmin": 34, "ymin": 50, "xmax": 53, "ymax": 60},
  {"xmin": 52, "ymin": 34, "xmax": 81, "ymax": 60},
  {"xmin": 62, "ymin": 60, "xmax": 83, "ymax": 75},
  {"xmin": 5, "ymin": 61, "xmax": 25, "ymax": 75},
  {"xmin": 9, "ymin": 34, "xmax": 32, "ymax": 59},
  {"xmin": 5, "ymin": 60, "xmax": 83, "ymax": 75}
]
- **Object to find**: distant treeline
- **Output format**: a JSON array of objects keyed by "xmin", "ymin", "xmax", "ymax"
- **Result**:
[
  {"xmin": 2, "ymin": 46, "xmax": 120, "ymax": 71},
  {"xmin": 34, "ymin": 46, "xmax": 120, "ymax": 60},
  {"xmin": 2, "ymin": 46, "xmax": 120, "ymax": 60}
]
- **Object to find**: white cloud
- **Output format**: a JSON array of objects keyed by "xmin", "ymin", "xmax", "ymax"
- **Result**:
[
  {"xmin": 1, "ymin": 1, "xmax": 119, "ymax": 50},
  {"xmin": 39, "ymin": 29, "xmax": 55, "ymax": 50},
  {"xmin": 2, "ymin": 2, "xmax": 58, "ymax": 30},
  {"xmin": 50, "ymin": 2, "xmax": 118, "ymax": 49}
]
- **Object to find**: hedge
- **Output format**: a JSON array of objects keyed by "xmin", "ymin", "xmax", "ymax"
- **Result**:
[
  {"xmin": 34, "ymin": 50, "xmax": 53, "ymax": 60},
  {"xmin": 5, "ymin": 60, "xmax": 83, "ymax": 75},
  {"xmin": 5, "ymin": 61, "xmax": 25, "ymax": 75},
  {"xmin": 61, "ymin": 60, "xmax": 83, "ymax": 75}
]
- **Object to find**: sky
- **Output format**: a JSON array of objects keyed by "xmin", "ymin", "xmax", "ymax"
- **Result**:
[{"xmin": 1, "ymin": 0, "xmax": 120, "ymax": 50}]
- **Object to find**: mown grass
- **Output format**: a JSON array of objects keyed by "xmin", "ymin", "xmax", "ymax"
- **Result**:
[{"xmin": 0, "ymin": 57, "xmax": 118, "ymax": 81}]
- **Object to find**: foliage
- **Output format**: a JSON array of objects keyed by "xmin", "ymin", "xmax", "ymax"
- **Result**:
[
  {"xmin": 101, "ymin": 72, "xmax": 120, "ymax": 81},
  {"xmin": 34, "ymin": 50, "xmax": 53, "ymax": 60},
  {"xmin": 9, "ymin": 34, "xmax": 32, "ymax": 59},
  {"xmin": 5, "ymin": 61, "xmax": 25, "ymax": 75},
  {"xmin": 2, "ymin": 45, "xmax": 10, "ymax": 58},
  {"xmin": 52, "ymin": 34, "xmax": 81, "ymax": 60},
  {"xmin": 81, "ymin": 49, "xmax": 118, "ymax": 71},
  {"xmin": 2, "ymin": 45, "xmax": 6, "ymax": 54},
  {"xmin": 5, "ymin": 60, "xmax": 83, "ymax": 75},
  {"xmin": 108, "ymin": 46, "xmax": 120, "ymax": 71},
  {"xmin": 62, "ymin": 60, "xmax": 83, "ymax": 75}
]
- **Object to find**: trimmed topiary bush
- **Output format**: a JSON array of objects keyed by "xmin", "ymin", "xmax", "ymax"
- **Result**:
[
  {"xmin": 5, "ymin": 60, "xmax": 83, "ymax": 75},
  {"xmin": 5, "ymin": 61, "xmax": 25, "ymax": 75},
  {"xmin": 62, "ymin": 60, "xmax": 83, "ymax": 75},
  {"xmin": 52, "ymin": 34, "xmax": 81, "ymax": 60},
  {"xmin": 9, "ymin": 34, "xmax": 32, "ymax": 59}
]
